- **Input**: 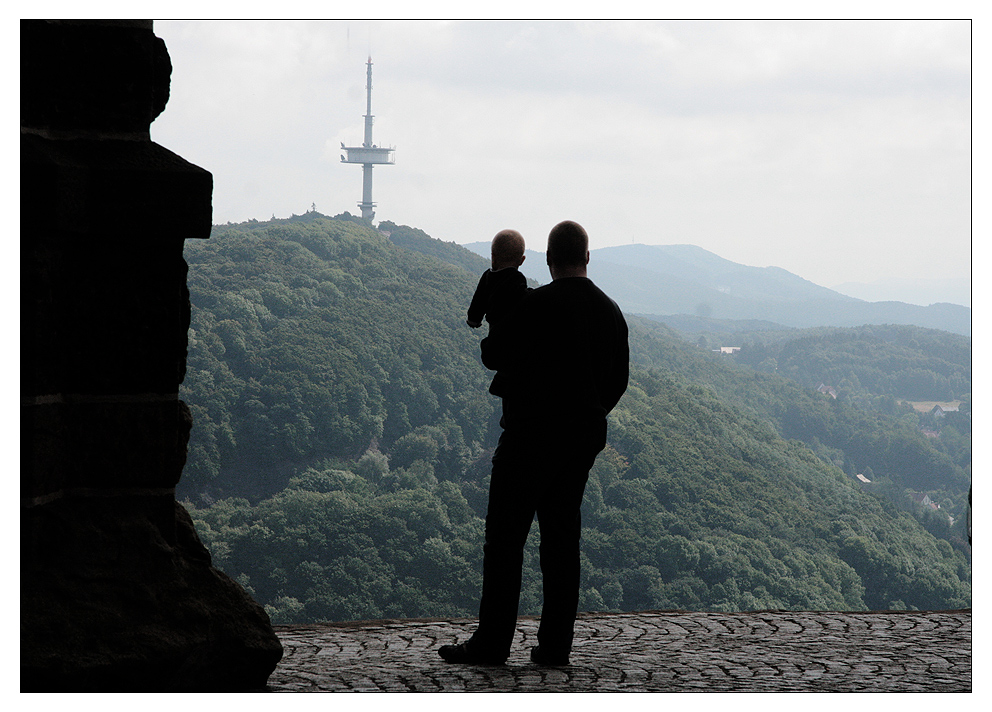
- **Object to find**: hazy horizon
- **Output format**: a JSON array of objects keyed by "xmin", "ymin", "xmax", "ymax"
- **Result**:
[{"xmin": 459, "ymin": 238, "xmax": 971, "ymax": 308}]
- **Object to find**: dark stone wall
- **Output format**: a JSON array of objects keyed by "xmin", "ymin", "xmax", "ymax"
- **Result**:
[{"xmin": 21, "ymin": 20, "xmax": 283, "ymax": 691}]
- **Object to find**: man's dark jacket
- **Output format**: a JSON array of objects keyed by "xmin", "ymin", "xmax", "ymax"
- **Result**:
[{"xmin": 481, "ymin": 276, "xmax": 628, "ymax": 429}]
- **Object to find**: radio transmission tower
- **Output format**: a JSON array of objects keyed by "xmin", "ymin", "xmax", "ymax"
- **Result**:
[{"xmin": 340, "ymin": 57, "xmax": 395, "ymax": 221}]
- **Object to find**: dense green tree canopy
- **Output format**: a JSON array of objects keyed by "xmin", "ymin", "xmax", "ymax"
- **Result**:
[{"xmin": 179, "ymin": 213, "xmax": 970, "ymax": 623}]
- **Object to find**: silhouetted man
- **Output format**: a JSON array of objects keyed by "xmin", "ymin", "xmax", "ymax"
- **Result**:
[{"xmin": 439, "ymin": 220, "xmax": 629, "ymax": 666}]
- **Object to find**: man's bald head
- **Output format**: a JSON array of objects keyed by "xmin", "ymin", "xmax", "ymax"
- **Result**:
[{"xmin": 547, "ymin": 221, "xmax": 589, "ymax": 278}]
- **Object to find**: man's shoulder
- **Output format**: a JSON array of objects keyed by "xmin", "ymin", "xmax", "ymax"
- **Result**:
[
  {"xmin": 526, "ymin": 278, "xmax": 624, "ymax": 321},
  {"xmin": 532, "ymin": 276, "xmax": 591, "ymax": 292},
  {"xmin": 538, "ymin": 276, "xmax": 619, "ymax": 301}
]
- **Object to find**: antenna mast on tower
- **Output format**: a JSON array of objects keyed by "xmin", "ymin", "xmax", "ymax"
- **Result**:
[{"xmin": 341, "ymin": 56, "xmax": 395, "ymax": 221}]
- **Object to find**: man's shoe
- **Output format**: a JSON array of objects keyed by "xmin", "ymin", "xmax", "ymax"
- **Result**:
[
  {"xmin": 438, "ymin": 642, "xmax": 506, "ymax": 665},
  {"xmin": 530, "ymin": 645, "xmax": 569, "ymax": 666}
]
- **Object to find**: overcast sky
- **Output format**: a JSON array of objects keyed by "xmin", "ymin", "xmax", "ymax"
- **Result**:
[{"xmin": 150, "ymin": 19, "xmax": 973, "ymax": 299}]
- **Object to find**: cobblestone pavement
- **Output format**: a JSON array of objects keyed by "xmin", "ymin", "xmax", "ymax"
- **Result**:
[{"xmin": 267, "ymin": 610, "xmax": 971, "ymax": 692}]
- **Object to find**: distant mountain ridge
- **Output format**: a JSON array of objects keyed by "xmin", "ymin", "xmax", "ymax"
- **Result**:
[
  {"xmin": 462, "ymin": 242, "xmax": 970, "ymax": 337},
  {"xmin": 832, "ymin": 277, "xmax": 970, "ymax": 308}
]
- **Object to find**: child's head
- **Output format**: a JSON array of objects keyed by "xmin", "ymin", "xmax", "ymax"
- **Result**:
[{"xmin": 491, "ymin": 229, "xmax": 526, "ymax": 271}]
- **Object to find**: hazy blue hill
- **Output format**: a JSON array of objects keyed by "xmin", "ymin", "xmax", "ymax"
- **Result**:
[
  {"xmin": 639, "ymin": 313, "xmax": 791, "ymax": 336},
  {"xmin": 178, "ymin": 214, "xmax": 970, "ymax": 622},
  {"xmin": 594, "ymin": 244, "xmax": 850, "ymax": 303},
  {"xmin": 850, "ymin": 300, "xmax": 971, "ymax": 335},
  {"xmin": 463, "ymin": 241, "xmax": 970, "ymax": 336},
  {"xmin": 589, "ymin": 259, "xmax": 719, "ymax": 315},
  {"xmin": 833, "ymin": 277, "xmax": 970, "ymax": 308}
]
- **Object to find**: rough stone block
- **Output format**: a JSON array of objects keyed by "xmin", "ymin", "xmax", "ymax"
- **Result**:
[
  {"xmin": 21, "ymin": 398, "xmax": 193, "ymax": 502},
  {"xmin": 20, "ymin": 20, "xmax": 169, "ymax": 136},
  {"xmin": 21, "ymin": 498, "xmax": 284, "ymax": 691},
  {"xmin": 21, "ymin": 19, "xmax": 283, "ymax": 691}
]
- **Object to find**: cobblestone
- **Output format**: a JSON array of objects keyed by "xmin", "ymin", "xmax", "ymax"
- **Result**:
[{"xmin": 267, "ymin": 609, "xmax": 971, "ymax": 692}]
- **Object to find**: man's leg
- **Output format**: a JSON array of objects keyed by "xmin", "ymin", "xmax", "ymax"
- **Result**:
[
  {"xmin": 534, "ymin": 480, "xmax": 585, "ymax": 659},
  {"xmin": 459, "ymin": 429, "xmax": 540, "ymax": 661},
  {"xmin": 534, "ymin": 422, "xmax": 605, "ymax": 663}
]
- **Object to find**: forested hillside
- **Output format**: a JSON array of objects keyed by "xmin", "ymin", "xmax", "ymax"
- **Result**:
[
  {"xmin": 731, "ymin": 324, "xmax": 971, "ymax": 403},
  {"xmin": 181, "ymin": 212, "xmax": 499, "ymax": 499},
  {"xmin": 178, "ymin": 212, "xmax": 970, "ymax": 623}
]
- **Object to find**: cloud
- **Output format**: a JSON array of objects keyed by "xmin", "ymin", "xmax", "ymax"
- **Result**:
[{"xmin": 151, "ymin": 19, "xmax": 972, "ymax": 289}]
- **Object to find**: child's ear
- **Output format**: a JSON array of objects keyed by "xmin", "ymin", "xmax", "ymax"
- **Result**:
[{"xmin": 518, "ymin": 255, "xmax": 526, "ymax": 266}]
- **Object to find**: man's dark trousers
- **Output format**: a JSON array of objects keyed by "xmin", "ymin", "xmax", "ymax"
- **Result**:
[{"xmin": 468, "ymin": 417, "xmax": 607, "ymax": 661}]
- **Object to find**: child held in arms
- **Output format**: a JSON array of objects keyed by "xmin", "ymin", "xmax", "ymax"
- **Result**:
[{"xmin": 466, "ymin": 229, "xmax": 531, "ymax": 394}]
